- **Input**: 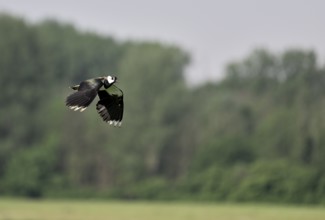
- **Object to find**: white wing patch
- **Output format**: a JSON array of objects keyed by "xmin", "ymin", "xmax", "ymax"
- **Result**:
[
  {"xmin": 68, "ymin": 105, "xmax": 87, "ymax": 112},
  {"xmin": 107, "ymin": 120, "xmax": 122, "ymax": 127}
]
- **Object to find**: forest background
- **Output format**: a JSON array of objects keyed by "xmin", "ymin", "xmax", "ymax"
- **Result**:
[{"xmin": 0, "ymin": 14, "xmax": 324, "ymax": 204}]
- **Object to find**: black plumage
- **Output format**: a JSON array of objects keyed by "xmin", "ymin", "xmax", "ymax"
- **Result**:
[{"xmin": 65, "ymin": 76, "xmax": 124, "ymax": 126}]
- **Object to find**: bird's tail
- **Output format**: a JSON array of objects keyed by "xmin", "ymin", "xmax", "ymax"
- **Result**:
[{"xmin": 70, "ymin": 85, "xmax": 79, "ymax": 90}]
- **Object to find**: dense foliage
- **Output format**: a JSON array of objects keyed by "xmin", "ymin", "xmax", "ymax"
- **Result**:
[{"xmin": 0, "ymin": 14, "xmax": 324, "ymax": 203}]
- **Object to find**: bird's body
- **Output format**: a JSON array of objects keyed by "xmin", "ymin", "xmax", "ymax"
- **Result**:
[{"xmin": 66, "ymin": 76, "xmax": 124, "ymax": 126}]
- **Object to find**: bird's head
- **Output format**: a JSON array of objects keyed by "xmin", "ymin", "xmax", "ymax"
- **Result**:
[{"xmin": 102, "ymin": 75, "xmax": 117, "ymax": 88}]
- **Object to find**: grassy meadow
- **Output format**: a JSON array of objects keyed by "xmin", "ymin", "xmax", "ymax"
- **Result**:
[{"xmin": 0, "ymin": 199, "xmax": 324, "ymax": 220}]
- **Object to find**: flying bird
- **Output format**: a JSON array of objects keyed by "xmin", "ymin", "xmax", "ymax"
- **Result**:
[{"xmin": 65, "ymin": 75, "xmax": 124, "ymax": 126}]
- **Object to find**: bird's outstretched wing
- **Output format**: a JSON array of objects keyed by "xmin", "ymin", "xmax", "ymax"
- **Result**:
[
  {"xmin": 96, "ymin": 85, "xmax": 124, "ymax": 126},
  {"xmin": 66, "ymin": 81, "xmax": 99, "ymax": 112}
]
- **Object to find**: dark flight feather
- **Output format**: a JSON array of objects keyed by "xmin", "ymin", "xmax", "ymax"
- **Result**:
[{"xmin": 96, "ymin": 87, "xmax": 124, "ymax": 126}]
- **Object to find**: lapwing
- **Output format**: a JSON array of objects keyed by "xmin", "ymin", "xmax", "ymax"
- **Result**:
[{"xmin": 66, "ymin": 75, "xmax": 124, "ymax": 126}]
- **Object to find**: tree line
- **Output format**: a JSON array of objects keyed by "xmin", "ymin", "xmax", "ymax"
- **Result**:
[{"xmin": 0, "ymin": 14, "xmax": 324, "ymax": 203}]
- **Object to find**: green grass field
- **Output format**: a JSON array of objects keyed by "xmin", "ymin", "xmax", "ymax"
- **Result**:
[{"xmin": 0, "ymin": 199, "xmax": 324, "ymax": 220}]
